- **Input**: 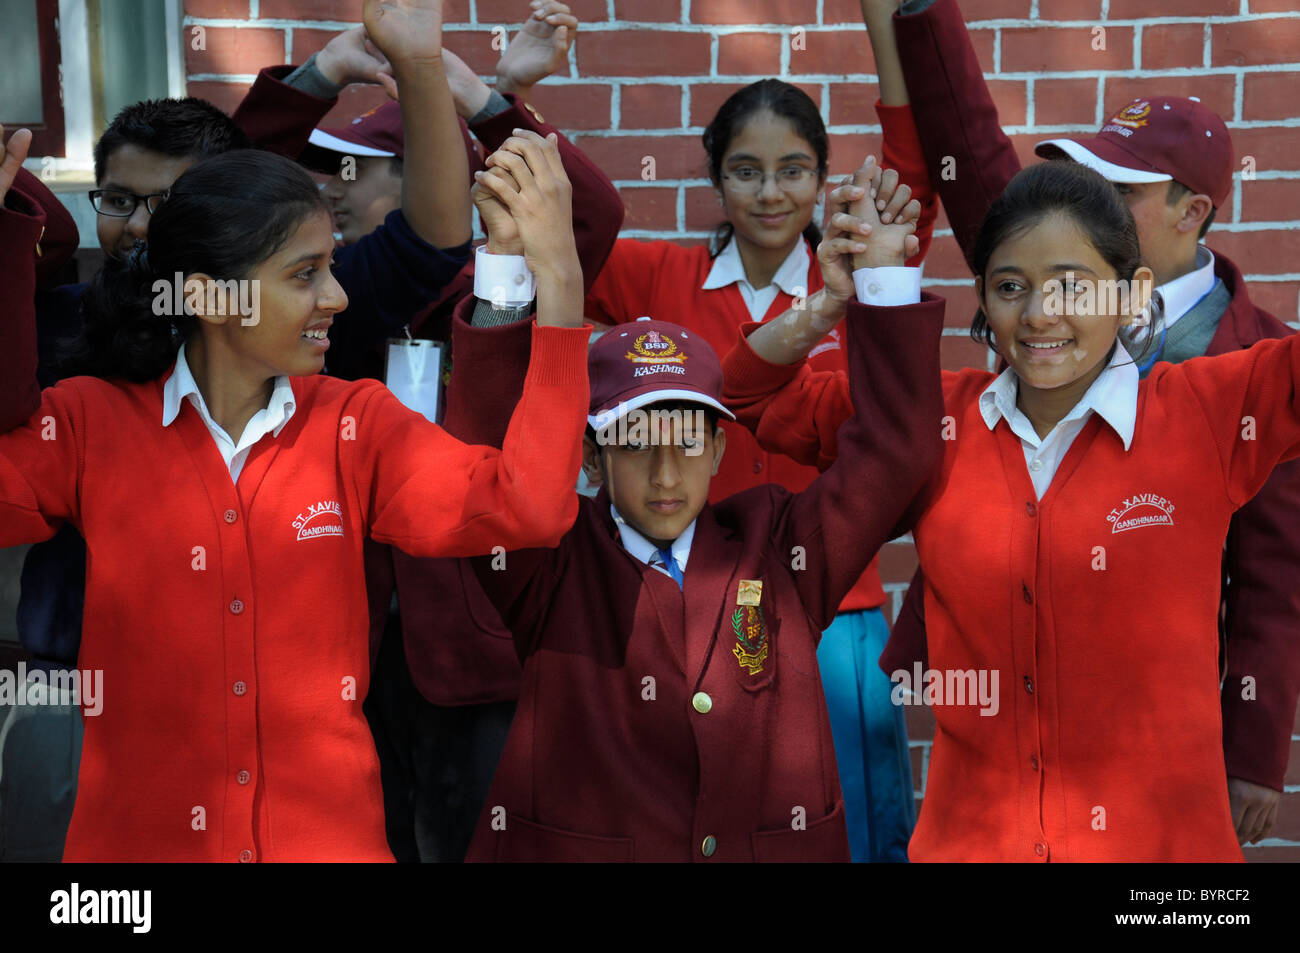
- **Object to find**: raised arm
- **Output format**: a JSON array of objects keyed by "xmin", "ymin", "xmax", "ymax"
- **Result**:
[
  {"xmin": 893, "ymin": 0, "xmax": 1023, "ymax": 269},
  {"xmin": 722, "ymin": 159, "xmax": 923, "ymax": 469},
  {"xmin": 863, "ymin": 0, "xmax": 939, "ymax": 264},
  {"xmin": 440, "ymin": 2, "xmax": 622, "ymax": 296},
  {"xmin": 0, "ymin": 150, "xmax": 82, "ymax": 546},
  {"xmin": 0, "ymin": 126, "xmax": 43, "ymax": 432},
  {"xmin": 361, "ymin": 132, "xmax": 587, "ymax": 553},
  {"xmin": 365, "ymin": 0, "xmax": 471, "ymax": 250},
  {"xmin": 770, "ymin": 157, "xmax": 944, "ymax": 627}
]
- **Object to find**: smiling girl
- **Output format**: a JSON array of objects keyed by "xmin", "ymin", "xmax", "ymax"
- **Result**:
[
  {"xmin": 726, "ymin": 158, "xmax": 1300, "ymax": 861},
  {"xmin": 0, "ymin": 146, "xmax": 590, "ymax": 862}
]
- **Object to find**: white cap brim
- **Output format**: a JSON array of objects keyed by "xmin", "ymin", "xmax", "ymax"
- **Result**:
[
  {"xmin": 307, "ymin": 129, "xmax": 396, "ymax": 157},
  {"xmin": 588, "ymin": 389, "xmax": 735, "ymax": 435},
  {"xmin": 1036, "ymin": 138, "xmax": 1172, "ymax": 184}
]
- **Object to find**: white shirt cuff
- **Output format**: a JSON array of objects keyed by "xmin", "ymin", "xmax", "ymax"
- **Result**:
[
  {"xmin": 474, "ymin": 245, "xmax": 536, "ymax": 308},
  {"xmin": 852, "ymin": 266, "xmax": 922, "ymax": 306}
]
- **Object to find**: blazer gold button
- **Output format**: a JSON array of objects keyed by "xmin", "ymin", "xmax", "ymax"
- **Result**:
[
  {"xmin": 701, "ymin": 835, "xmax": 717, "ymax": 857},
  {"xmin": 691, "ymin": 692, "xmax": 712, "ymax": 714}
]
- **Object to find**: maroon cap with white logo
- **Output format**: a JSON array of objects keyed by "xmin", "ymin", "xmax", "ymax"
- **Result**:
[
  {"xmin": 1035, "ymin": 96, "xmax": 1233, "ymax": 207},
  {"xmin": 301, "ymin": 101, "xmax": 404, "ymax": 173},
  {"xmin": 587, "ymin": 318, "xmax": 736, "ymax": 433}
]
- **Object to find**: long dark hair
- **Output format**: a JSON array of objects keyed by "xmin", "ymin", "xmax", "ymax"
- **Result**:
[
  {"xmin": 68, "ymin": 150, "xmax": 329, "ymax": 382},
  {"xmin": 702, "ymin": 79, "xmax": 828, "ymax": 257},
  {"xmin": 970, "ymin": 160, "xmax": 1163, "ymax": 362}
]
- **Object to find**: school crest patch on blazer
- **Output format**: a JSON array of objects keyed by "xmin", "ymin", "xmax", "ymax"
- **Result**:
[{"xmin": 732, "ymin": 580, "xmax": 769, "ymax": 674}]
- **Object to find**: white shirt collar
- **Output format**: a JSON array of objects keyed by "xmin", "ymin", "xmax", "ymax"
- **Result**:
[
  {"xmin": 1155, "ymin": 245, "xmax": 1216, "ymax": 329},
  {"xmin": 163, "ymin": 343, "xmax": 297, "ymax": 475},
  {"xmin": 979, "ymin": 340, "xmax": 1138, "ymax": 451},
  {"xmin": 701, "ymin": 237, "xmax": 809, "ymax": 299},
  {"xmin": 609, "ymin": 503, "xmax": 696, "ymax": 577}
]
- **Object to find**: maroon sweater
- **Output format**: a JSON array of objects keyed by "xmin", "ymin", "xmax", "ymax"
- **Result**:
[
  {"xmin": 890, "ymin": 0, "xmax": 1300, "ymax": 791},
  {"xmin": 446, "ymin": 299, "xmax": 944, "ymax": 861}
]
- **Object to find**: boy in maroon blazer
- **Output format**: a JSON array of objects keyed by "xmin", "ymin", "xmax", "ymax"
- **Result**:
[{"xmin": 447, "ymin": 151, "xmax": 944, "ymax": 861}]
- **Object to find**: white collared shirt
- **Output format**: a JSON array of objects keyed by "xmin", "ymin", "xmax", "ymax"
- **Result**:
[
  {"xmin": 702, "ymin": 238, "xmax": 810, "ymax": 323},
  {"xmin": 472, "ymin": 245, "xmax": 535, "ymax": 308},
  {"xmin": 162, "ymin": 343, "xmax": 297, "ymax": 483},
  {"xmin": 1129, "ymin": 246, "xmax": 1217, "ymax": 345},
  {"xmin": 610, "ymin": 504, "xmax": 696, "ymax": 581},
  {"xmin": 979, "ymin": 341, "xmax": 1137, "ymax": 499},
  {"xmin": 702, "ymin": 237, "xmax": 922, "ymax": 321},
  {"xmin": 1159, "ymin": 245, "xmax": 1216, "ymax": 331}
]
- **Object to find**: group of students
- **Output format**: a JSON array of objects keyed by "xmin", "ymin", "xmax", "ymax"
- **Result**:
[{"xmin": 0, "ymin": 0, "xmax": 1296, "ymax": 863}]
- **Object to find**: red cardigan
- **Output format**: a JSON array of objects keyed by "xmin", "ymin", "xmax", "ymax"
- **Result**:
[
  {"xmin": 724, "ymin": 320, "xmax": 1300, "ymax": 861},
  {"xmin": 453, "ymin": 298, "xmax": 945, "ymax": 861},
  {"xmin": 0, "ymin": 321, "xmax": 590, "ymax": 862},
  {"xmin": 893, "ymin": 0, "xmax": 1300, "ymax": 790},
  {"xmin": 232, "ymin": 66, "xmax": 626, "ymax": 706}
]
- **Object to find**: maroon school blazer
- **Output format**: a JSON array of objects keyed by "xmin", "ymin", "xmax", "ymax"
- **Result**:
[{"xmin": 443, "ymin": 297, "xmax": 945, "ymax": 861}]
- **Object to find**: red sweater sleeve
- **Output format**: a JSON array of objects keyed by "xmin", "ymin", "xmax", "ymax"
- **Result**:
[
  {"xmin": 584, "ymin": 238, "xmax": 677, "ymax": 327},
  {"xmin": 360, "ymin": 323, "xmax": 591, "ymax": 557},
  {"xmin": 1168, "ymin": 336, "xmax": 1300, "ymax": 506},
  {"xmin": 877, "ymin": 101, "xmax": 938, "ymax": 267},
  {"xmin": 778, "ymin": 296, "xmax": 945, "ymax": 630},
  {"xmin": 894, "ymin": 0, "xmax": 1023, "ymax": 270},
  {"xmin": 0, "ymin": 182, "xmax": 46, "ymax": 433},
  {"xmin": 721, "ymin": 326, "xmax": 852, "ymax": 473},
  {"xmin": 0, "ymin": 380, "xmax": 84, "ymax": 547}
]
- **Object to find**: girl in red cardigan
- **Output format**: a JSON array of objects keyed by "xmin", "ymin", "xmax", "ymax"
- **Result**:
[
  {"xmin": 584, "ymin": 17, "xmax": 937, "ymax": 862},
  {"xmin": 724, "ymin": 158, "xmax": 1300, "ymax": 861},
  {"xmin": 0, "ymin": 137, "xmax": 590, "ymax": 861}
]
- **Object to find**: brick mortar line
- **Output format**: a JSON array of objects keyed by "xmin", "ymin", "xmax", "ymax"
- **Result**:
[
  {"xmin": 180, "ymin": 15, "xmax": 1300, "ymax": 31},
  {"xmin": 184, "ymin": 68, "xmax": 1300, "ymax": 85}
]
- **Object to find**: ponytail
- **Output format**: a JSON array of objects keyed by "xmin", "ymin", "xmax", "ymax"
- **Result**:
[{"xmin": 64, "ymin": 242, "xmax": 186, "ymax": 382}]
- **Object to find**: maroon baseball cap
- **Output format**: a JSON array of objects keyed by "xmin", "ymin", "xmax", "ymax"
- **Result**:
[
  {"xmin": 300, "ymin": 101, "xmax": 486, "ymax": 177},
  {"xmin": 302, "ymin": 101, "xmax": 404, "ymax": 172},
  {"xmin": 1035, "ymin": 96, "xmax": 1233, "ymax": 207},
  {"xmin": 587, "ymin": 318, "xmax": 736, "ymax": 433}
]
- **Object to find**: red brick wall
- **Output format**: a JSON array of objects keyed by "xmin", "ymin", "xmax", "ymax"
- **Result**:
[{"xmin": 182, "ymin": 0, "xmax": 1300, "ymax": 860}]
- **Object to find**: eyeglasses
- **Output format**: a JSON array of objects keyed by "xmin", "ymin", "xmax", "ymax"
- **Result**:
[
  {"xmin": 88, "ymin": 188, "xmax": 170, "ymax": 218},
  {"xmin": 720, "ymin": 166, "xmax": 820, "ymax": 193}
]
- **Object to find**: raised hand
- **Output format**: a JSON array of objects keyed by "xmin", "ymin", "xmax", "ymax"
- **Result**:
[
  {"xmin": 473, "ymin": 166, "xmax": 522, "ymax": 255},
  {"xmin": 474, "ymin": 129, "xmax": 581, "ymax": 326},
  {"xmin": 363, "ymin": 0, "xmax": 445, "ymax": 68},
  {"xmin": 315, "ymin": 25, "xmax": 397, "ymax": 97},
  {"xmin": 496, "ymin": 1, "xmax": 578, "ymax": 99},
  {"xmin": 835, "ymin": 155, "xmax": 921, "ymax": 269},
  {"xmin": 0, "ymin": 125, "xmax": 33, "ymax": 207}
]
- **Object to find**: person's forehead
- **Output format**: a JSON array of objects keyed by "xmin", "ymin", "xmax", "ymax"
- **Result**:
[
  {"xmin": 100, "ymin": 143, "xmax": 193, "ymax": 191},
  {"xmin": 265, "ymin": 209, "xmax": 335, "ymax": 265},
  {"xmin": 724, "ymin": 113, "xmax": 814, "ymax": 160},
  {"xmin": 989, "ymin": 213, "xmax": 1109, "ymax": 271}
]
